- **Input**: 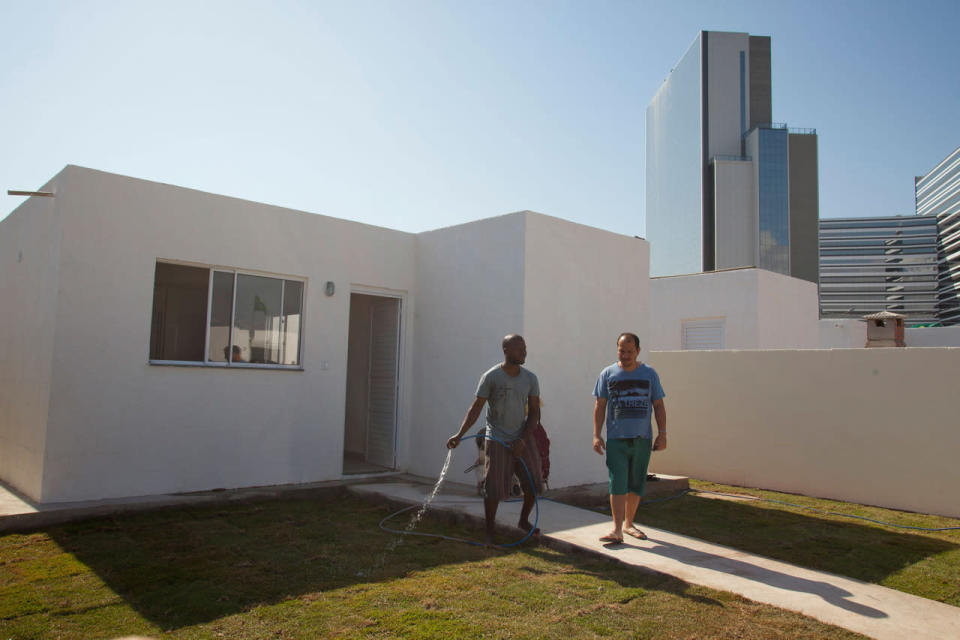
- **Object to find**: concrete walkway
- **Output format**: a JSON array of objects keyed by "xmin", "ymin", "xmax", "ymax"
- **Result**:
[
  {"xmin": 351, "ymin": 480, "xmax": 960, "ymax": 640},
  {"xmin": 2, "ymin": 478, "xmax": 958, "ymax": 640}
]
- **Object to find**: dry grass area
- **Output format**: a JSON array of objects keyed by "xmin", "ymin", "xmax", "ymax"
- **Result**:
[{"xmin": 0, "ymin": 490, "xmax": 868, "ymax": 639}]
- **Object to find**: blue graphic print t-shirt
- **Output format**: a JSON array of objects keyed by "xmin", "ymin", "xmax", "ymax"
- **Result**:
[{"xmin": 593, "ymin": 363, "xmax": 665, "ymax": 440}]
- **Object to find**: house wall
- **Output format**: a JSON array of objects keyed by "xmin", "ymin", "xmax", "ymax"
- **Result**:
[
  {"xmin": 409, "ymin": 214, "xmax": 526, "ymax": 479},
  {"xmin": 649, "ymin": 269, "xmax": 760, "ymax": 350},
  {"xmin": 756, "ymin": 269, "xmax": 819, "ymax": 349},
  {"xmin": 648, "ymin": 348, "xmax": 960, "ymax": 518},
  {"xmin": 818, "ymin": 319, "xmax": 866, "ymax": 349},
  {"xmin": 39, "ymin": 166, "xmax": 417, "ymax": 502},
  {"xmin": 649, "ymin": 269, "xmax": 819, "ymax": 351},
  {"xmin": 522, "ymin": 214, "xmax": 650, "ymax": 488},
  {"xmin": 0, "ymin": 174, "xmax": 64, "ymax": 501}
]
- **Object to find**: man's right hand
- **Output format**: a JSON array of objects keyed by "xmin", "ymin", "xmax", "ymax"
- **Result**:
[
  {"xmin": 446, "ymin": 435, "xmax": 461, "ymax": 449},
  {"xmin": 593, "ymin": 436, "xmax": 606, "ymax": 455}
]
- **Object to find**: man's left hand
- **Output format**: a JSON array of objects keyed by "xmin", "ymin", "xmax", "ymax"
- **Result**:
[{"xmin": 653, "ymin": 433, "xmax": 667, "ymax": 451}]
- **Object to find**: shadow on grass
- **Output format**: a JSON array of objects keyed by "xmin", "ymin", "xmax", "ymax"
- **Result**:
[
  {"xmin": 554, "ymin": 491, "xmax": 959, "ymax": 591},
  {"xmin": 517, "ymin": 547, "xmax": 727, "ymax": 609},
  {"xmin": 639, "ymin": 537, "xmax": 886, "ymax": 618},
  {"xmin": 37, "ymin": 489, "xmax": 753, "ymax": 632},
  {"xmin": 44, "ymin": 490, "xmax": 489, "ymax": 630}
]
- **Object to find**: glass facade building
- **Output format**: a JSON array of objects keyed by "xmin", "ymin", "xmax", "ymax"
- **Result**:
[
  {"xmin": 819, "ymin": 216, "xmax": 939, "ymax": 324},
  {"xmin": 645, "ymin": 31, "xmax": 818, "ymax": 282},
  {"xmin": 915, "ymin": 145, "xmax": 960, "ymax": 326},
  {"xmin": 755, "ymin": 127, "xmax": 790, "ymax": 274},
  {"xmin": 645, "ymin": 35, "xmax": 704, "ymax": 277}
]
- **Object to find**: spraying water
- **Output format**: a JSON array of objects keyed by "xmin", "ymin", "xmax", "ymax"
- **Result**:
[
  {"xmin": 365, "ymin": 434, "xmax": 540, "ymax": 576},
  {"xmin": 399, "ymin": 449, "xmax": 454, "ymax": 534},
  {"xmin": 364, "ymin": 449, "xmax": 454, "ymax": 575}
]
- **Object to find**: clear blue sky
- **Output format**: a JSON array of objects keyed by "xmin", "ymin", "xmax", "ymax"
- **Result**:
[{"xmin": 2, "ymin": 0, "xmax": 958, "ymax": 236}]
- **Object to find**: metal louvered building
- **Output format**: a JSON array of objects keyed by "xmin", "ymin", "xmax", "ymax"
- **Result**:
[
  {"xmin": 819, "ymin": 216, "xmax": 939, "ymax": 324},
  {"xmin": 915, "ymin": 145, "xmax": 960, "ymax": 326}
]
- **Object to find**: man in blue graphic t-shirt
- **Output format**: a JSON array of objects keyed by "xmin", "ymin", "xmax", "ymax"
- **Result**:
[{"xmin": 592, "ymin": 332, "xmax": 667, "ymax": 544}]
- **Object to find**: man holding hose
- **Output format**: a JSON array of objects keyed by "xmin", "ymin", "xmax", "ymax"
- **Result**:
[{"xmin": 447, "ymin": 334, "xmax": 544, "ymax": 546}]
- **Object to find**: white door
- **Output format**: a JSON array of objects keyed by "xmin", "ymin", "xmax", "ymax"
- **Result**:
[{"xmin": 365, "ymin": 298, "xmax": 400, "ymax": 468}]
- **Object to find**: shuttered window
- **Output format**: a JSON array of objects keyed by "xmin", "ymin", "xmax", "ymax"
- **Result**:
[{"xmin": 681, "ymin": 318, "xmax": 725, "ymax": 350}]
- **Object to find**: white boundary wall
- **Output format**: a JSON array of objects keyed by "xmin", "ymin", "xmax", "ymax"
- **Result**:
[
  {"xmin": 906, "ymin": 325, "xmax": 960, "ymax": 347},
  {"xmin": 647, "ymin": 348, "xmax": 960, "ymax": 518}
]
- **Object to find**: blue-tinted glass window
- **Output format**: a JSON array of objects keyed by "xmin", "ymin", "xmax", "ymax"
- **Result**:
[{"xmin": 757, "ymin": 128, "xmax": 790, "ymax": 274}]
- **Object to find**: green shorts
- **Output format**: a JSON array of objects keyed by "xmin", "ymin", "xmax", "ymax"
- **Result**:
[{"xmin": 606, "ymin": 436, "xmax": 653, "ymax": 496}]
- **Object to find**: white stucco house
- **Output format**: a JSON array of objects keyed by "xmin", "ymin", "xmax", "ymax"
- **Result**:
[
  {"xmin": 1, "ymin": 166, "xmax": 649, "ymax": 503},
  {"xmin": 4, "ymin": 166, "xmax": 960, "ymax": 519}
]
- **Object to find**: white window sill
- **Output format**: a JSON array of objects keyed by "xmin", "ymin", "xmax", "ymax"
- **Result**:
[{"xmin": 149, "ymin": 360, "xmax": 304, "ymax": 371}]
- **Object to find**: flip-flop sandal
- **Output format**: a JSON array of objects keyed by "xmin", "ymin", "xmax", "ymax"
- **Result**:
[
  {"xmin": 599, "ymin": 534, "xmax": 623, "ymax": 543},
  {"xmin": 624, "ymin": 528, "xmax": 648, "ymax": 540}
]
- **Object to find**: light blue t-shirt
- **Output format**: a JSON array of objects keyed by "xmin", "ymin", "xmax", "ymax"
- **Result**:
[
  {"xmin": 593, "ymin": 362, "xmax": 665, "ymax": 440},
  {"xmin": 476, "ymin": 365, "xmax": 540, "ymax": 441}
]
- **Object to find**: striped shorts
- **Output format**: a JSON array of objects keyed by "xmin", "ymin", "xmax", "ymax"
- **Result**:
[{"xmin": 482, "ymin": 429, "xmax": 545, "ymax": 502}]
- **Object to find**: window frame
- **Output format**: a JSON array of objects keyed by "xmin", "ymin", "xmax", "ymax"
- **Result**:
[{"xmin": 149, "ymin": 259, "xmax": 307, "ymax": 370}]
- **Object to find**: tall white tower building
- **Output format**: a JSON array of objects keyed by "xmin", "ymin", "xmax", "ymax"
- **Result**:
[{"xmin": 646, "ymin": 31, "xmax": 819, "ymax": 283}]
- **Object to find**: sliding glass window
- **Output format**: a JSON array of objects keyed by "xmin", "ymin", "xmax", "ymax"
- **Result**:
[{"xmin": 149, "ymin": 261, "xmax": 305, "ymax": 368}]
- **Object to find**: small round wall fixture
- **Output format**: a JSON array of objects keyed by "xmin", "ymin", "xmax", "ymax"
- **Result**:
[{"xmin": 324, "ymin": 281, "xmax": 335, "ymax": 297}]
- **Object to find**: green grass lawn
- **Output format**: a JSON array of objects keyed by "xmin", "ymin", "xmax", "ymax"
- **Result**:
[
  {"xmin": 0, "ymin": 490, "xmax": 868, "ymax": 640},
  {"xmin": 588, "ymin": 479, "xmax": 960, "ymax": 606}
]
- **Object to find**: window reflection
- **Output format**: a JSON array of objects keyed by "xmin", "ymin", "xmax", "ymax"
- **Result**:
[
  {"xmin": 757, "ymin": 128, "xmax": 790, "ymax": 275},
  {"xmin": 647, "ymin": 36, "xmax": 703, "ymax": 276},
  {"xmin": 281, "ymin": 280, "xmax": 303, "ymax": 366},
  {"xmin": 233, "ymin": 274, "xmax": 283, "ymax": 364},
  {"xmin": 150, "ymin": 260, "xmax": 305, "ymax": 368},
  {"xmin": 208, "ymin": 271, "xmax": 234, "ymax": 363}
]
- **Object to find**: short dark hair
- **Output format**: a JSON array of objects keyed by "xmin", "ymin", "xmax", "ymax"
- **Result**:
[
  {"xmin": 617, "ymin": 332, "xmax": 640, "ymax": 349},
  {"xmin": 502, "ymin": 334, "xmax": 524, "ymax": 349}
]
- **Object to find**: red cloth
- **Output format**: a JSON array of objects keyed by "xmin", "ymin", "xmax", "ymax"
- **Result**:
[{"xmin": 532, "ymin": 422, "xmax": 550, "ymax": 483}]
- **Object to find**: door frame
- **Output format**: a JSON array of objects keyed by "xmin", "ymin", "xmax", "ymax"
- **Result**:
[{"xmin": 347, "ymin": 286, "xmax": 406, "ymax": 472}]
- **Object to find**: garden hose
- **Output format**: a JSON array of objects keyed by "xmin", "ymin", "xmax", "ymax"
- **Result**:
[{"xmin": 378, "ymin": 433, "xmax": 540, "ymax": 548}]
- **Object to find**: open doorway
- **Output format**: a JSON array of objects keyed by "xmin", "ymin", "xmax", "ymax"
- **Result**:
[{"xmin": 343, "ymin": 293, "xmax": 401, "ymax": 474}]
